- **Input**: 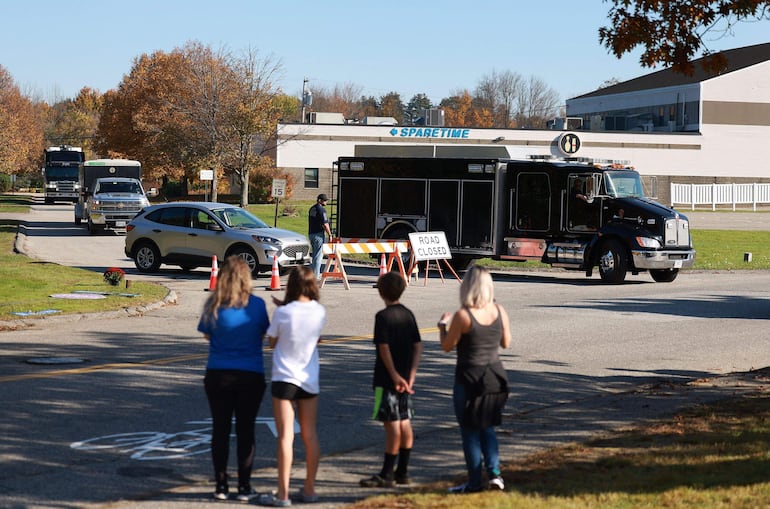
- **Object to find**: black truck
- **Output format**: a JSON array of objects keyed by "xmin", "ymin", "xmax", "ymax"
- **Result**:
[{"xmin": 334, "ymin": 155, "xmax": 695, "ymax": 283}]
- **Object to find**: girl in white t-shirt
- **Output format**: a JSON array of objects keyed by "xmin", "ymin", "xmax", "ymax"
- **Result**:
[{"xmin": 261, "ymin": 266, "xmax": 326, "ymax": 507}]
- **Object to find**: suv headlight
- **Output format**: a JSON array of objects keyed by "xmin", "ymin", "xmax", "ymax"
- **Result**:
[
  {"xmin": 252, "ymin": 235, "xmax": 282, "ymax": 245},
  {"xmin": 635, "ymin": 236, "xmax": 661, "ymax": 249}
]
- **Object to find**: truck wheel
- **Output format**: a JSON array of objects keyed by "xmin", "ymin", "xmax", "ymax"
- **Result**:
[
  {"xmin": 598, "ymin": 239, "xmax": 627, "ymax": 284},
  {"xmin": 650, "ymin": 268, "xmax": 679, "ymax": 283},
  {"xmin": 228, "ymin": 247, "xmax": 259, "ymax": 277},
  {"xmin": 133, "ymin": 242, "xmax": 161, "ymax": 273}
]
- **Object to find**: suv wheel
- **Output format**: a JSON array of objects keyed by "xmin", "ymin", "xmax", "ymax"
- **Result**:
[
  {"xmin": 227, "ymin": 247, "xmax": 259, "ymax": 276},
  {"xmin": 133, "ymin": 241, "xmax": 161, "ymax": 272}
]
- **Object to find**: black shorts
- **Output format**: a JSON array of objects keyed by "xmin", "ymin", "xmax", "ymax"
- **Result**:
[
  {"xmin": 371, "ymin": 387, "xmax": 414, "ymax": 422},
  {"xmin": 271, "ymin": 381, "xmax": 317, "ymax": 401}
]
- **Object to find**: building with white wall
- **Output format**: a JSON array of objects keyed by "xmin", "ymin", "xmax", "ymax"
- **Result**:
[{"xmin": 275, "ymin": 43, "xmax": 770, "ymax": 205}]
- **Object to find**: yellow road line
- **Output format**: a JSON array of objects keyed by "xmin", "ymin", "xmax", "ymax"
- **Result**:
[{"xmin": 1, "ymin": 327, "xmax": 440, "ymax": 383}]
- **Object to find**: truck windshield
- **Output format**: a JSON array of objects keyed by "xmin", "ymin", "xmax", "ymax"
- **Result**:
[
  {"xmin": 44, "ymin": 167, "xmax": 79, "ymax": 178},
  {"xmin": 213, "ymin": 208, "xmax": 269, "ymax": 229},
  {"xmin": 604, "ymin": 171, "xmax": 645, "ymax": 198},
  {"xmin": 97, "ymin": 181, "xmax": 142, "ymax": 194},
  {"xmin": 46, "ymin": 152, "xmax": 84, "ymax": 164}
]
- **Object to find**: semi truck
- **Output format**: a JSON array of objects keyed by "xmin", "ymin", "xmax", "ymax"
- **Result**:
[
  {"xmin": 74, "ymin": 159, "xmax": 154, "ymax": 234},
  {"xmin": 333, "ymin": 155, "xmax": 695, "ymax": 284},
  {"xmin": 41, "ymin": 146, "xmax": 85, "ymax": 204}
]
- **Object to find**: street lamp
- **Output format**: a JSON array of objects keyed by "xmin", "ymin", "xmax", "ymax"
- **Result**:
[{"xmin": 301, "ymin": 78, "xmax": 312, "ymax": 123}]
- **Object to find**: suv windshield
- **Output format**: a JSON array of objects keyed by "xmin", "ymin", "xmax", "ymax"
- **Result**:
[
  {"xmin": 213, "ymin": 207, "xmax": 269, "ymax": 229},
  {"xmin": 604, "ymin": 171, "xmax": 645, "ymax": 198}
]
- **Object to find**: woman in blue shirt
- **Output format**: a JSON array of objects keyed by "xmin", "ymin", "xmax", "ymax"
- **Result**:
[{"xmin": 198, "ymin": 256, "xmax": 269, "ymax": 502}]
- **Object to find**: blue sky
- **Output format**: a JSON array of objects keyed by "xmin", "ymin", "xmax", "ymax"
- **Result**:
[{"xmin": 3, "ymin": 0, "xmax": 768, "ymax": 106}]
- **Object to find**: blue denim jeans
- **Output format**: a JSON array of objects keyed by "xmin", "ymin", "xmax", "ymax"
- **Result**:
[
  {"xmin": 453, "ymin": 382, "xmax": 501, "ymax": 489},
  {"xmin": 309, "ymin": 232, "xmax": 325, "ymax": 279}
]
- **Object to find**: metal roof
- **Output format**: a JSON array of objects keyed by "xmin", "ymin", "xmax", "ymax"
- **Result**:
[{"xmin": 571, "ymin": 42, "xmax": 770, "ymax": 100}]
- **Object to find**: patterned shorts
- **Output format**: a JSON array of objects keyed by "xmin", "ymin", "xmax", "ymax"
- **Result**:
[{"xmin": 371, "ymin": 386, "xmax": 414, "ymax": 422}]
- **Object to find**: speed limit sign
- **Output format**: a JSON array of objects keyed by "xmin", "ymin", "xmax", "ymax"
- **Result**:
[{"xmin": 271, "ymin": 178, "xmax": 287, "ymax": 199}]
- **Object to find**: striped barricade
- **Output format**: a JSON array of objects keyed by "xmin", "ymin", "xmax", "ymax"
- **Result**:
[{"xmin": 321, "ymin": 240, "xmax": 410, "ymax": 289}]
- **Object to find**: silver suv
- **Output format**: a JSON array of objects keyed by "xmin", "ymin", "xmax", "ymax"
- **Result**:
[{"xmin": 124, "ymin": 202, "xmax": 311, "ymax": 276}]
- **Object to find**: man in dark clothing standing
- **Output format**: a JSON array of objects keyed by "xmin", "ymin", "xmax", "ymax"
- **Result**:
[{"xmin": 308, "ymin": 194, "xmax": 332, "ymax": 280}]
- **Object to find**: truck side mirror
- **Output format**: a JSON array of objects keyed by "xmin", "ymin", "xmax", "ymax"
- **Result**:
[{"xmin": 146, "ymin": 188, "xmax": 158, "ymax": 198}]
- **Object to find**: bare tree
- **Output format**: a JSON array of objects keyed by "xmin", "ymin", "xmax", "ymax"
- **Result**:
[
  {"xmin": 475, "ymin": 70, "xmax": 523, "ymax": 128},
  {"xmin": 307, "ymin": 82, "xmax": 363, "ymax": 120},
  {"xmin": 514, "ymin": 75, "xmax": 561, "ymax": 129},
  {"xmin": 222, "ymin": 47, "xmax": 285, "ymax": 206}
]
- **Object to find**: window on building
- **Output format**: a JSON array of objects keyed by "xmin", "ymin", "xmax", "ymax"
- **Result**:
[{"xmin": 304, "ymin": 168, "xmax": 319, "ymax": 188}]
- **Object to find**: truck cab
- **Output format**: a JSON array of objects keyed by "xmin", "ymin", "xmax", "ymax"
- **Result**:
[
  {"xmin": 42, "ymin": 146, "xmax": 84, "ymax": 204},
  {"xmin": 503, "ymin": 158, "xmax": 695, "ymax": 283}
]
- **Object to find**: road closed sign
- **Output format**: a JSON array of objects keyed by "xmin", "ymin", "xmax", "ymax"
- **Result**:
[{"xmin": 408, "ymin": 231, "xmax": 452, "ymax": 261}]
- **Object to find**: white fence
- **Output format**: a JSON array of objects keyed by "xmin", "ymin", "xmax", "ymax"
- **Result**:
[{"xmin": 670, "ymin": 183, "xmax": 770, "ymax": 210}]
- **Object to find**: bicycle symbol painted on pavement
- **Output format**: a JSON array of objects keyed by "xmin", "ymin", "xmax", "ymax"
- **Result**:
[{"xmin": 70, "ymin": 417, "xmax": 298, "ymax": 461}]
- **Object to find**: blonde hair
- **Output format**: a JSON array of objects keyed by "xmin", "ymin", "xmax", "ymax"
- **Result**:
[
  {"xmin": 460, "ymin": 265, "xmax": 494, "ymax": 309},
  {"xmin": 201, "ymin": 256, "xmax": 253, "ymax": 326}
]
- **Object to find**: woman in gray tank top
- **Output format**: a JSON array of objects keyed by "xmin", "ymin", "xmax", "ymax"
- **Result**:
[{"xmin": 438, "ymin": 265, "xmax": 511, "ymax": 493}]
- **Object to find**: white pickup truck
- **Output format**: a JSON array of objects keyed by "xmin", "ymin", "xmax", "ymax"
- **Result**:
[{"xmin": 84, "ymin": 177, "xmax": 153, "ymax": 234}]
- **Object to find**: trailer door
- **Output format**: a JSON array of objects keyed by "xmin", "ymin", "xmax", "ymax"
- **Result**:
[
  {"xmin": 459, "ymin": 180, "xmax": 494, "ymax": 249},
  {"xmin": 339, "ymin": 178, "xmax": 377, "ymax": 239},
  {"xmin": 428, "ymin": 180, "xmax": 459, "ymax": 246}
]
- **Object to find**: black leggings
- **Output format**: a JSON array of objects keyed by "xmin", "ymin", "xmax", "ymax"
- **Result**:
[{"xmin": 204, "ymin": 369, "xmax": 266, "ymax": 486}]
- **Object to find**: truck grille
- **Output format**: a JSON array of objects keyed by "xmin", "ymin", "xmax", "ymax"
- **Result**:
[
  {"xmin": 100, "ymin": 202, "xmax": 143, "ymax": 212},
  {"xmin": 664, "ymin": 218, "xmax": 690, "ymax": 247},
  {"xmin": 57, "ymin": 181, "xmax": 77, "ymax": 192}
]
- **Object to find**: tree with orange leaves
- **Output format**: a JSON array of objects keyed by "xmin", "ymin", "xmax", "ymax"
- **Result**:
[{"xmin": 600, "ymin": 1, "xmax": 770, "ymax": 75}]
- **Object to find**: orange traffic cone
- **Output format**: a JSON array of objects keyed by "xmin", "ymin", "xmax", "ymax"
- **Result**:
[
  {"xmin": 373, "ymin": 253, "xmax": 388, "ymax": 288},
  {"xmin": 205, "ymin": 255, "xmax": 218, "ymax": 291},
  {"xmin": 378, "ymin": 253, "xmax": 387, "ymax": 276},
  {"xmin": 267, "ymin": 255, "xmax": 281, "ymax": 291}
]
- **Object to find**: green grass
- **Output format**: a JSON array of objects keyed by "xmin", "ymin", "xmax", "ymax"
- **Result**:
[
  {"xmin": 349, "ymin": 394, "xmax": 770, "ymax": 509},
  {"xmin": 247, "ymin": 201, "xmax": 312, "ymax": 235},
  {"xmin": 0, "ymin": 219, "xmax": 169, "ymax": 323},
  {"xmin": 0, "ymin": 193, "xmax": 35, "ymax": 213},
  {"xmin": 690, "ymin": 229, "xmax": 770, "ymax": 270}
]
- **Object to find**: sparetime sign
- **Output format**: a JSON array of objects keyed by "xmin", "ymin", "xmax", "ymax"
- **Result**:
[{"xmin": 390, "ymin": 127, "xmax": 471, "ymax": 139}]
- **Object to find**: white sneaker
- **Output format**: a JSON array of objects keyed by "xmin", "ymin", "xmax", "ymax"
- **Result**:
[{"xmin": 488, "ymin": 476, "xmax": 505, "ymax": 490}]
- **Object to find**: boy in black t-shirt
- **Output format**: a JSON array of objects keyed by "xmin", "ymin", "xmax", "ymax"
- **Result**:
[{"xmin": 360, "ymin": 271, "xmax": 423, "ymax": 488}]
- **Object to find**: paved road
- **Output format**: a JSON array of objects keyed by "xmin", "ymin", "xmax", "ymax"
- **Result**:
[{"xmin": 2, "ymin": 200, "xmax": 770, "ymax": 508}]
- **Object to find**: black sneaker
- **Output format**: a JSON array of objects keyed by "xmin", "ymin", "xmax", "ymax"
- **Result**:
[
  {"xmin": 394, "ymin": 473, "xmax": 411, "ymax": 485},
  {"xmin": 236, "ymin": 485, "xmax": 257, "ymax": 502},
  {"xmin": 213, "ymin": 482, "xmax": 229, "ymax": 500},
  {"xmin": 448, "ymin": 482, "xmax": 482, "ymax": 494},
  {"xmin": 359, "ymin": 474, "xmax": 395, "ymax": 488}
]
